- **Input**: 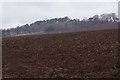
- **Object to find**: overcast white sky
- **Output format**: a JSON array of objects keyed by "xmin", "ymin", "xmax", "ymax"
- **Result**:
[{"xmin": 0, "ymin": 0, "xmax": 119, "ymax": 29}]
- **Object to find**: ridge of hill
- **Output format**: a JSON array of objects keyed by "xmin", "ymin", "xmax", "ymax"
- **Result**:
[{"xmin": 2, "ymin": 13, "xmax": 119, "ymax": 37}]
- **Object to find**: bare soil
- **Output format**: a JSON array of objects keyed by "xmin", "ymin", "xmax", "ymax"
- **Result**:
[{"xmin": 2, "ymin": 29, "xmax": 120, "ymax": 78}]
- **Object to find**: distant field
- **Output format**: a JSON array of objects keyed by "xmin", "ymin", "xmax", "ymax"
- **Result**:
[{"xmin": 2, "ymin": 29, "xmax": 119, "ymax": 78}]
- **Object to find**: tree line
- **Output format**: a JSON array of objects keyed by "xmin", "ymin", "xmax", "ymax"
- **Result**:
[{"xmin": 2, "ymin": 13, "xmax": 119, "ymax": 37}]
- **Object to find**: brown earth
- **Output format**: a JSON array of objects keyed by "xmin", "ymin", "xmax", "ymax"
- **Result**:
[{"xmin": 2, "ymin": 29, "xmax": 120, "ymax": 78}]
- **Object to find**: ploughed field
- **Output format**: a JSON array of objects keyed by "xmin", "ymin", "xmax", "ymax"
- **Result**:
[{"xmin": 2, "ymin": 29, "xmax": 119, "ymax": 78}]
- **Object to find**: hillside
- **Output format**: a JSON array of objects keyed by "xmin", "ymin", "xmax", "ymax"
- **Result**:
[
  {"xmin": 62, "ymin": 22, "xmax": 118, "ymax": 33},
  {"xmin": 2, "ymin": 29, "xmax": 119, "ymax": 78},
  {"xmin": 2, "ymin": 13, "xmax": 119, "ymax": 37}
]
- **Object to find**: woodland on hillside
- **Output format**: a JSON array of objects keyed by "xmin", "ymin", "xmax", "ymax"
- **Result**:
[{"xmin": 2, "ymin": 13, "xmax": 119, "ymax": 37}]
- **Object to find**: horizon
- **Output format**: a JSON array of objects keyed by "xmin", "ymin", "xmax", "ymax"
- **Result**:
[
  {"xmin": 1, "ymin": 13, "xmax": 118, "ymax": 30},
  {"xmin": 1, "ymin": 2, "xmax": 118, "ymax": 29}
]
